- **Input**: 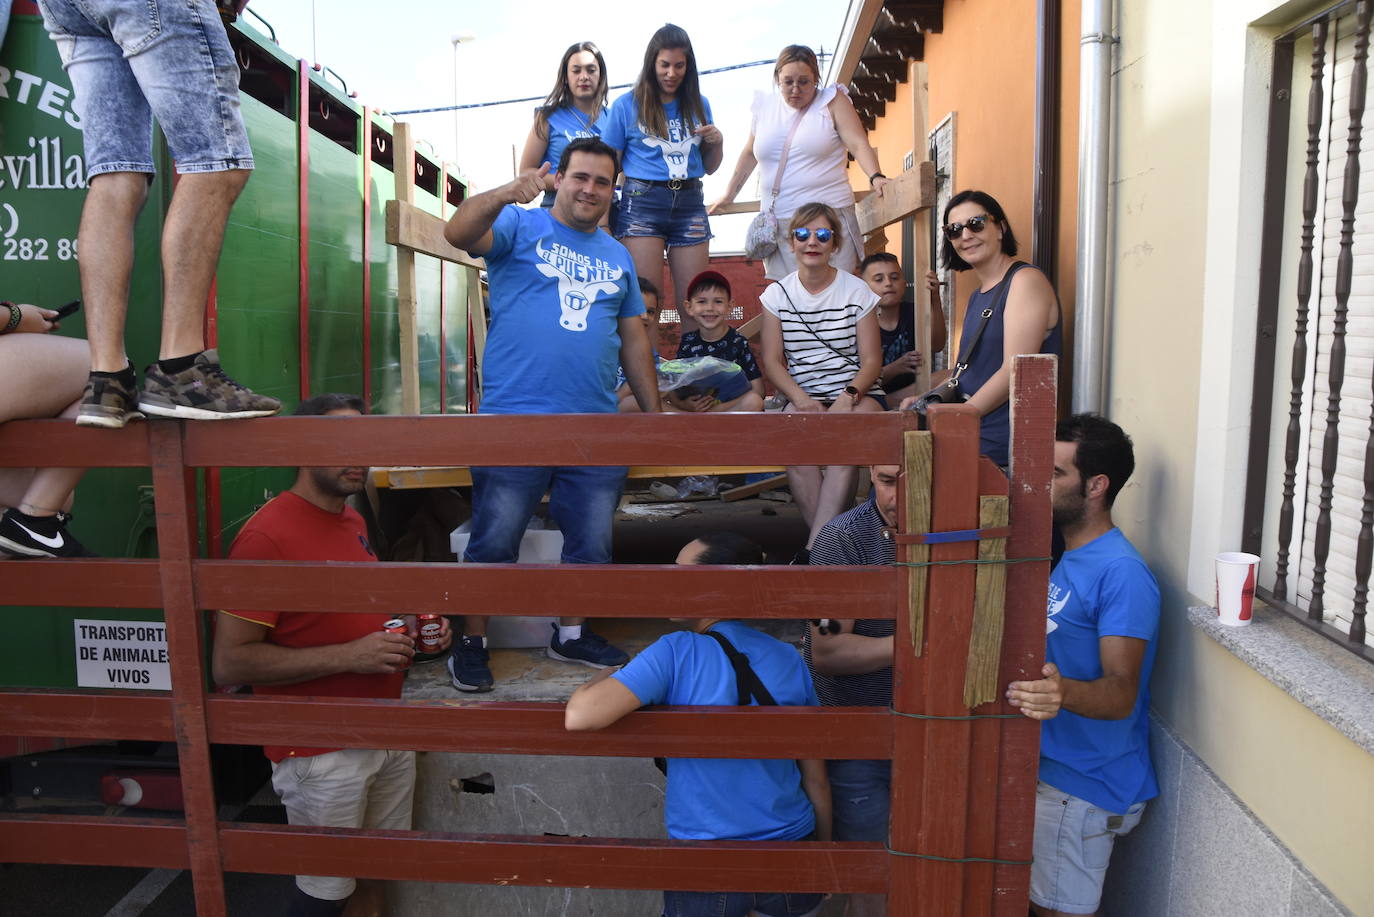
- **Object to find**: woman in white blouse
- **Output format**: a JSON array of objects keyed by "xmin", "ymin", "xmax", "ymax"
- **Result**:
[{"xmin": 709, "ymin": 44, "xmax": 890, "ymax": 279}]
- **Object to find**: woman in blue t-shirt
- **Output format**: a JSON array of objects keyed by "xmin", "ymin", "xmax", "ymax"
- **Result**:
[
  {"xmin": 598, "ymin": 23, "xmax": 723, "ymax": 326},
  {"xmin": 517, "ymin": 41, "xmax": 608, "ymax": 210}
]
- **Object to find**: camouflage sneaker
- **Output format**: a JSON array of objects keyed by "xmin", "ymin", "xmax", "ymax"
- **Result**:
[
  {"xmin": 75, "ymin": 370, "xmax": 146, "ymax": 429},
  {"xmin": 139, "ymin": 350, "xmax": 281, "ymax": 421}
]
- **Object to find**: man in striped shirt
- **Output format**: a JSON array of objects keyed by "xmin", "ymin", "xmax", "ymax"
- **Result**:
[{"xmin": 803, "ymin": 464, "xmax": 898, "ymax": 917}]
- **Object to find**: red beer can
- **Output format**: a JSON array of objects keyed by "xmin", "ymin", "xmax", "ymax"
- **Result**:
[
  {"xmin": 383, "ymin": 618, "xmax": 410, "ymax": 668},
  {"xmin": 417, "ymin": 614, "xmax": 443, "ymax": 653}
]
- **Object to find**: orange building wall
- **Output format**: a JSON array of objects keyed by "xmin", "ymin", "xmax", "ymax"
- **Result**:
[{"xmin": 844, "ymin": 0, "xmax": 1080, "ymax": 398}]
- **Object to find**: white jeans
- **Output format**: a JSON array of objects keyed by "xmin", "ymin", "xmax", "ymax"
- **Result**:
[{"xmin": 271, "ymin": 748, "xmax": 416, "ymax": 900}]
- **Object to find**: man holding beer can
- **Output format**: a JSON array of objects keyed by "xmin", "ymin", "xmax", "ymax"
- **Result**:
[{"xmin": 213, "ymin": 394, "xmax": 451, "ymax": 917}]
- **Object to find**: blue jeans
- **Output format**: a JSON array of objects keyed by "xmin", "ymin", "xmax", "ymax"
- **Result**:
[
  {"xmin": 615, "ymin": 178, "xmax": 711, "ymax": 247},
  {"xmin": 827, "ymin": 759, "xmax": 891, "ymax": 842},
  {"xmin": 39, "ymin": 0, "xmax": 253, "ymax": 176},
  {"xmin": 662, "ymin": 889, "xmax": 824, "ymax": 917},
  {"xmin": 464, "ymin": 465, "xmax": 628, "ymax": 565}
]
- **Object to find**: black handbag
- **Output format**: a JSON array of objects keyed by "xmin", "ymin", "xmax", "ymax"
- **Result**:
[{"xmin": 909, "ymin": 262, "xmax": 1028, "ymax": 416}]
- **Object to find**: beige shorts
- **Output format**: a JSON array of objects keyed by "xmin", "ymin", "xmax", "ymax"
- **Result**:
[{"xmin": 271, "ymin": 748, "xmax": 416, "ymax": 901}]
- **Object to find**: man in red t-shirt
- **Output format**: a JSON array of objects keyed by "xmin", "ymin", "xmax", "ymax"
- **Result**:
[{"xmin": 213, "ymin": 393, "xmax": 450, "ymax": 917}]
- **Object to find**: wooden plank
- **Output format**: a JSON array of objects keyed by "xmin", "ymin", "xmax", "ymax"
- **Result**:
[
  {"xmin": 394, "ymin": 122, "xmax": 421, "ymax": 415},
  {"xmin": 1, "ymin": 559, "xmax": 164, "ymax": 608},
  {"xmin": 0, "ymin": 419, "xmax": 150, "ymax": 468},
  {"xmin": 385, "ymin": 198, "xmax": 486, "ymax": 268},
  {"xmin": 963, "ymin": 495, "xmax": 1010, "ymax": 707},
  {"xmin": 720, "ymin": 472, "xmax": 788, "ymax": 502},
  {"xmin": 0, "ymin": 692, "xmax": 175, "ymax": 741},
  {"xmin": 179, "ymin": 413, "xmax": 913, "ymax": 468},
  {"xmin": 0, "ymin": 815, "xmax": 192, "ymax": 869},
  {"xmin": 147, "ymin": 423, "xmax": 226, "ymax": 916},
  {"xmin": 196, "ymin": 561, "xmax": 898, "ymax": 620},
  {"xmin": 737, "ymin": 313, "xmax": 764, "ymax": 340},
  {"xmin": 206, "ymin": 696, "xmax": 893, "ymax": 759},
  {"xmin": 371, "ymin": 463, "xmax": 788, "ymax": 490},
  {"xmin": 991, "ymin": 355, "xmax": 1057, "ymax": 913},
  {"xmin": 711, "ymin": 200, "xmax": 762, "ymax": 215},
  {"xmin": 856, "ymin": 159, "xmax": 937, "ymax": 236},
  {"xmin": 221, "ymin": 825, "xmax": 888, "ymax": 894},
  {"xmin": 911, "ymin": 62, "xmax": 934, "ymax": 393},
  {"xmin": 903, "ymin": 430, "xmax": 933, "ymax": 652}
]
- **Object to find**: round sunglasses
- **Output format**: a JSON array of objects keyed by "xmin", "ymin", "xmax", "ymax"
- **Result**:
[
  {"xmin": 792, "ymin": 227, "xmax": 833, "ymax": 243},
  {"xmin": 943, "ymin": 214, "xmax": 991, "ymax": 240}
]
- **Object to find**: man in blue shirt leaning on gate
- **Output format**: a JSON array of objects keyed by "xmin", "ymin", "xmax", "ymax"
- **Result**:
[
  {"xmin": 566, "ymin": 532, "xmax": 831, "ymax": 917},
  {"xmin": 1005, "ymin": 413, "xmax": 1160, "ymax": 917}
]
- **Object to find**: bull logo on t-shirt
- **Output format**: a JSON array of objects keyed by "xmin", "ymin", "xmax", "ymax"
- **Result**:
[
  {"xmin": 533, "ymin": 237, "xmax": 624, "ymax": 332},
  {"xmin": 641, "ymin": 133, "xmax": 700, "ymax": 180},
  {"xmin": 1046, "ymin": 582, "xmax": 1069, "ymax": 634}
]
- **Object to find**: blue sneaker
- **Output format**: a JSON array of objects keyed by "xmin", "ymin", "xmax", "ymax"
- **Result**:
[
  {"xmin": 547, "ymin": 624, "xmax": 628, "ymax": 668},
  {"xmin": 447, "ymin": 635, "xmax": 494, "ymax": 693}
]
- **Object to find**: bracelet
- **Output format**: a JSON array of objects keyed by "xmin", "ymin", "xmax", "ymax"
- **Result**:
[
  {"xmin": 868, "ymin": 171, "xmax": 887, "ymax": 186},
  {"xmin": 1, "ymin": 302, "xmax": 20, "ymax": 334}
]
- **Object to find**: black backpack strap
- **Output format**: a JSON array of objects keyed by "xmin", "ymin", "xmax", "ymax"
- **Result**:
[{"xmin": 703, "ymin": 627, "xmax": 778, "ymax": 706}]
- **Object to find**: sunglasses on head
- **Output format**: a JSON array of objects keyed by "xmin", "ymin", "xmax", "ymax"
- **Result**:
[
  {"xmin": 943, "ymin": 214, "xmax": 992, "ymax": 240},
  {"xmin": 792, "ymin": 227, "xmax": 833, "ymax": 243}
]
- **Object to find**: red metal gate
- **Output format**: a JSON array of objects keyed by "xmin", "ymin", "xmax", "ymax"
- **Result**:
[{"xmin": 0, "ymin": 355, "xmax": 1055, "ymax": 915}]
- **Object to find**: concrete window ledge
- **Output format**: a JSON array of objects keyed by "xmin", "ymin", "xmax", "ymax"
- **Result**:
[{"xmin": 1189, "ymin": 604, "xmax": 1374, "ymax": 756}]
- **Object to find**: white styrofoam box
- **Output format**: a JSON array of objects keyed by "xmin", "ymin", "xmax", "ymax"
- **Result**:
[{"xmin": 450, "ymin": 525, "xmax": 564, "ymax": 648}]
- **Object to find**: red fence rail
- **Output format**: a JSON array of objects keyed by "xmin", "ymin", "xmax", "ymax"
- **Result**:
[{"xmin": 0, "ymin": 354, "xmax": 1056, "ymax": 915}]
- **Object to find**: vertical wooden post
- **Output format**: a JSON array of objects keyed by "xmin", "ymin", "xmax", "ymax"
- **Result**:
[
  {"xmin": 990, "ymin": 354, "xmax": 1057, "ymax": 914},
  {"xmin": 890, "ymin": 404, "xmax": 981, "ymax": 915},
  {"xmin": 903, "ymin": 430, "xmax": 933, "ymax": 653},
  {"xmin": 910, "ymin": 61, "xmax": 934, "ymax": 394},
  {"xmin": 394, "ymin": 122, "xmax": 421, "ymax": 415},
  {"xmin": 148, "ymin": 422, "xmax": 226, "ymax": 916},
  {"xmin": 467, "ymin": 265, "xmax": 486, "ymax": 412}
]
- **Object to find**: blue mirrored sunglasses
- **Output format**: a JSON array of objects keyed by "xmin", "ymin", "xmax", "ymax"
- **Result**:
[{"xmin": 792, "ymin": 227, "xmax": 833, "ymax": 243}]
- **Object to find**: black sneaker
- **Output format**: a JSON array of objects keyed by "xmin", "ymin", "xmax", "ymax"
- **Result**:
[
  {"xmin": 547, "ymin": 624, "xmax": 628, "ymax": 669},
  {"xmin": 76, "ymin": 370, "xmax": 145, "ymax": 429},
  {"xmin": 447, "ymin": 635, "xmax": 494, "ymax": 693},
  {"xmin": 0, "ymin": 509, "xmax": 95, "ymax": 558},
  {"xmin": 139, "ymin": 350, "xmax": 281, "ymax": 421}
]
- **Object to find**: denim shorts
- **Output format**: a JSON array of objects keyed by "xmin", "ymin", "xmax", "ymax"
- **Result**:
[
  {"xmin": 827, "ymin": 758, "xmax": 891, "ymax": 842},
  {"xmin": 464, "ymin": 465, "xmax": 628, "ymax": 565},
  {"xmin": 39, "ymin": 0, "xmax": 254, "ymax": 177},
  {"xmin": 1030, "ymin": 781, "xmax": 1145, "ymax": 915},
  {"xmin": 615, "ymin": 177, "xmax": 712, "ymax": 248}
]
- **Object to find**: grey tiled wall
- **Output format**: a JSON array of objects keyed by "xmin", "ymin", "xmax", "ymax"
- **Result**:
[{"xmin": 1100, "ymin": 717, "xmax": 1352, "ymax": 917}]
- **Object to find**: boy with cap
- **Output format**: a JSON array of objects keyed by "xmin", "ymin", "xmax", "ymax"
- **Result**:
[{"xmin": 671, "ymin": 270, "xmax": 765, "ymax": 412}]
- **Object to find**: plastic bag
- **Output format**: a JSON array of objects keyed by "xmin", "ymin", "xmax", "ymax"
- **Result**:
[{"xmin": 656, "ymin": 356, "xmax": 743, "ymax": 393}]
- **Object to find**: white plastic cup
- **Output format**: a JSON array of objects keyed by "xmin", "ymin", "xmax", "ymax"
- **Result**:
[{"xmin": 1215, "ymin": 552, "xmax": 1260, "ymax": 626}]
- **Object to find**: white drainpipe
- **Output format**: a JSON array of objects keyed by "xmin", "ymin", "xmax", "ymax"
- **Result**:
[{"xmin": 1074, "ymin": 0, "xmax": 1114, "ymax": 413}]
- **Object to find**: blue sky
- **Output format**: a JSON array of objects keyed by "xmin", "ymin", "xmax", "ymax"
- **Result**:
[{"xmin": 243, "ymin": 0, "xmax": 850, "ymax": 250}]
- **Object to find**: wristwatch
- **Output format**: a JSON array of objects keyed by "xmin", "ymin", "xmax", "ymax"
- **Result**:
[{"xmin": 843, "ymin": 385, "xmax": 860, "ymax": 398}]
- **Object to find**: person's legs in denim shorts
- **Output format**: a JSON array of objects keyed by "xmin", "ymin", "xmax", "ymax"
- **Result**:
[
  {"xmin": 38, "ymin": 0, "xmax": 276, "ymax": 425},
  {"xmin": 615, "ymin": 178, "xmax": 712, "ymax": 323},
  {"xmin": 1030, "ymin": 781, "xmax": 1145, "ymax": 915}
]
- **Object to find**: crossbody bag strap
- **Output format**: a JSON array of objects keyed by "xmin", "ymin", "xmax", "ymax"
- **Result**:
[
  {"xmin": 769, "ymin": 107, "xmax": 807, "ymax": 207},
  {"xmin": 703, "ymin": 628, "xmax": 779, "ymax": 706},
  {"xmin": 772, "ymin": 281, "xmax": 861, "ymax": 375},
  {"xmin": 950, "ymin": 261, "xmax": 1030, "ymax": 382}
]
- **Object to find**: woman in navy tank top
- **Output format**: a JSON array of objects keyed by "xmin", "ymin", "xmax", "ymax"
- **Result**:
[{"xmin": 903, "ymin": 190, "xmax": 1062, "ymax": 466}]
